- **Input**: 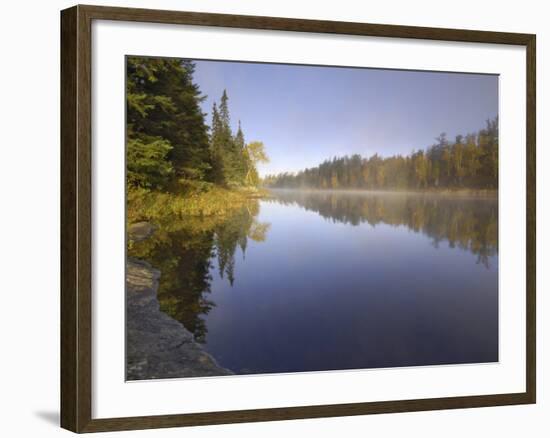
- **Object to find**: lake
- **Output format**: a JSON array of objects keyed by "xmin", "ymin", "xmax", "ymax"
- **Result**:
[{"xmin": 131, "ymin": 190, "xmax": 499, "ymax": 375}]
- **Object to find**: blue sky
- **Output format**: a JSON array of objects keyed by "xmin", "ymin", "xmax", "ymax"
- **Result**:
[{"xmin": 193, "ymin": 60, "xmax": 498, "ymax": 177}]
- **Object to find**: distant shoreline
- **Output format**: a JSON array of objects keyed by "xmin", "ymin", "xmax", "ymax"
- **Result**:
[{"xmin": 263, "ymin": 187, "xmax": 498, "ymax": 197}]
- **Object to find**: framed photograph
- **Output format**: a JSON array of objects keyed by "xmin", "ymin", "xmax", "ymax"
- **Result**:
[{"xmin": 60, "ymin": 4, "xmax": 536, "ymax": 433}]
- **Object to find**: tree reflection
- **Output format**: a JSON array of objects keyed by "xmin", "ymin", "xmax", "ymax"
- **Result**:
[
  {"xmin": 128, "ymin": 199, "xmax": 270, "ymax": 342},
  {"xmin": 267, "ymin": 190, "xmax": 498, "ymax": 268},
  {"xmin": 129, "ymin": 191, "xmax": 497, "ymax": 343}
]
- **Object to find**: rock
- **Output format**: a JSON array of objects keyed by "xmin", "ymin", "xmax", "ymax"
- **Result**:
[
  {"xmin": 128, "ymin": 221, "xmax": 156, "ymax": 242},
  {"xmin": 126, "ymin": 258, "xmax": 232, "ymax": 380}
]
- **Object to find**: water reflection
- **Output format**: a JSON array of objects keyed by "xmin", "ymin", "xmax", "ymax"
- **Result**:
[
  {"xmin": 129, "ymin": 200, "xmax": 269, "ymax": 342},
  {"xmin": 129, "ymin": 190, "xmax": 498, "ymax": 362},
  {"xmin": 267, "ymin": 190, "xmax": 498, "ymax": 268}
]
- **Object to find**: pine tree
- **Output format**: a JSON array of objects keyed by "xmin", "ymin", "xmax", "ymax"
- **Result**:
[
  {"xmin": 126, "ymin": 57, "xmax": 211, "ymax": 188},
  {"xmin": 209, "ymin": 90, "xmax": 235, "ymax": 186},
  {"xmin": 127, "ymin": 58, "xmax": 269, "ymax": 192},
  {"xmin": 209, "ymin": 102, "xmax": 226, "ymax": 184},
  {"xmin": 209, "ymin": 90, "xmax": 250, "ymax": 187},
  {"xmin": 233, "ymin": 120, "xmax": 248, "ymax": 183}
]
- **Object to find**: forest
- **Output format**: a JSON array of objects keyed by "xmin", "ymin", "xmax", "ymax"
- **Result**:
[
  {"xmin": 126, "ymin": 56, "xmax": 272, "ymax": 342},
  {"xmin": 126, "ymin": 56, "xmax": 268, "ymax": 223},
  {"xmin": 263, "ymin": 119, "xmax": 498, "ymax": 191},
  {"xmin": 124, "ymin": 55, "xmax": 501, "ymax": 380}
]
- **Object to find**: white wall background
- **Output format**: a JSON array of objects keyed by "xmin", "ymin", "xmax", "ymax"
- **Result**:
[{"xmin": 0, "ymin": 0, "xmax": 546, "ymax": 436}]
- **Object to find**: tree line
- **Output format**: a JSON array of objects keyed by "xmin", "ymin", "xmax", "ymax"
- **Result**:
[
  {"xmin": 126, "ymin": 56, "xmax": 267, "ymax": 192},
  {"xmin": 263, "ymin": 118, "xmax": 498, "ymax": 191}
]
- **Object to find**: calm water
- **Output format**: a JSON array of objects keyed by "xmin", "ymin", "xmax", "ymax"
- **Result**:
[{"xmin": 131, "ymin": 190, "xmax": 499, "ymax": 375}]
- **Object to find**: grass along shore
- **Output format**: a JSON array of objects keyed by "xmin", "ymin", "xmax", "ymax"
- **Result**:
[{"xmin": 127, "ymin": 185, "xmax": 269, "ymax": 227}]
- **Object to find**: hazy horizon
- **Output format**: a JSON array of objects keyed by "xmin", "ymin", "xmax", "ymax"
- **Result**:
[{"xmin": 192, "ymin": 59, "xmax": 498, "ymax": 177}]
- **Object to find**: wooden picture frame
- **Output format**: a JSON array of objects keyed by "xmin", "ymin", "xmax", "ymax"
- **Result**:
[{"xmin": 61, "ymin": 4, "xmax": 536, "ymax": 433}]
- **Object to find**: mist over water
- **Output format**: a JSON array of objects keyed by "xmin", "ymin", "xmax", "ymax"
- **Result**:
[{"xmin": 131, "ymin": 190, "xmax": 498, "ymax": 375}]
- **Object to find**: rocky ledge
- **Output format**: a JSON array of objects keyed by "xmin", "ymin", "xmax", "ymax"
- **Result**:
[{"xmin": 126, "ymin": 257, "xmax": 232, "ymax": 380}]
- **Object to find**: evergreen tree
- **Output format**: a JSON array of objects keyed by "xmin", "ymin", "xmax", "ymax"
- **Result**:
[
  {"xmin": 233, "ymin": 121, "xmax": 248, "ymax": 182},
  {"xmin": 209, "ymin": 102, "xmax": 226, "ymax": 184},
  {"xmin": 209, "ymin": 91, "xmax": 260, "ymax": 187},
  {"xmin": 209, "ymin": 90, "xmax": 238, "ymax": 186},
  {"xmin": 126, "ymin": 57, "xmax": 211, "ymax": 188},
  {"xmin": 127, "ymin": 58, "xmax": 268, "ymax": 191}
]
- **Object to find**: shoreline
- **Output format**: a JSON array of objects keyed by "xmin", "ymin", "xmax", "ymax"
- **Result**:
[
  {"xmin": 127, "ymin": 185, "xmax": 268, "ymax": 225},
  {"xmin": 126, "ymin": 228, "xmax": 232, "ymax": 380},
  {"xmin": 264, "ymin": 187, "xmax": 498, "ymax": 197}
]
